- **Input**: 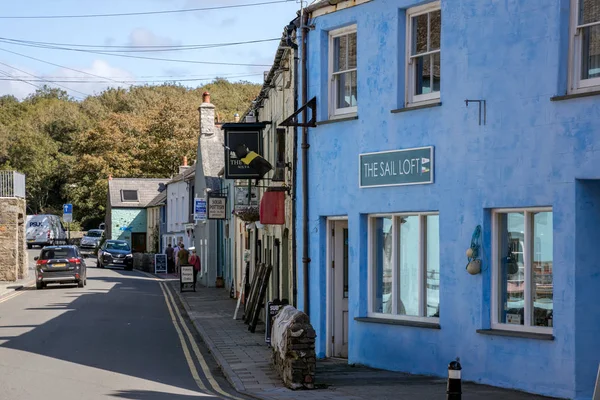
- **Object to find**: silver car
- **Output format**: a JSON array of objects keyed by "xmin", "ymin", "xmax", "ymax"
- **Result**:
[{"xmin": 79, "ymin": 229, "xmax": 105, "ymax": 257}]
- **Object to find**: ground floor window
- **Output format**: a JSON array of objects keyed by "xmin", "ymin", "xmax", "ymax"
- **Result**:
[
  {"xmin": 492, "ymin": 208, "xmax": 553, "ymax": 332},
  {"xmin": 369, "ymin": 213, "xmax": 440, "ymax": 320}
]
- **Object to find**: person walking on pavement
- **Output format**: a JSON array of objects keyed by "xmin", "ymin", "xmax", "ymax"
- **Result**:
[
  {"xmin": 188, "ymin": 247, "xmax": 201, "ymax": 289},
  {"xmin": 165, "ymin": 243, "xmax": 174, "ymax": 274},
  {"xmin": 177, "ymin": 243, "xmax": 189, "ymax": 271},
  {"xmin": 173, "ymin": 242, "xmax": 180, "ymax": 274}
]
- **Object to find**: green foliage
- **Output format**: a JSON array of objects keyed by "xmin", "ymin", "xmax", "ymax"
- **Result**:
[{"xmin": 0, "ymin": 80, "xmax": 260, "ymax": 229}]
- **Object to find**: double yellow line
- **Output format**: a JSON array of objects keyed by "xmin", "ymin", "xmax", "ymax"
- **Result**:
[
  {"xmin": 0, "ymin": 283, "xmax": 35, "ymax": 304},
  {"xmin": 156, "ymin": 279, "xmax": 245, "ymax": 400}
]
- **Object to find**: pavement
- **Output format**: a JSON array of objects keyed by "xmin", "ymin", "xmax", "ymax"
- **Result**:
[
  {"xmin": 0, "ymin": 254, "xmax": 247, "ymax": 399},
  {"xmin": 0, "ymin": 248, "xmax": 39, "ymax": 299},
  {"xmin": 170, "ymin": 282, "xmax": 561, "ymax": 400}
]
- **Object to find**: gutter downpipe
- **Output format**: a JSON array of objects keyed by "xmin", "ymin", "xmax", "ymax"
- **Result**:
[
  {"xmin": 287, "ymin": 19, "xmax": 300, "ymax": 309},
  {"xmin": 301, "ymin": 9, "xmax": 310, "ymax": 316}
]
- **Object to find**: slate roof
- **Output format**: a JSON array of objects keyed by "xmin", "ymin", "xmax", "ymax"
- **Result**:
[
  {"xmin": 108, "ymin": 178, "xmax": 169, "ymax": 208},
  {"xmin": 147, "ymin": 190, "xmax": 167, "ymax": 208}
]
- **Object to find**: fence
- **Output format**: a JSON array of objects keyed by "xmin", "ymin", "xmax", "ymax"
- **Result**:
[{"xmin": 0, "ymin": 171, "xmax": 25, "ymax": 198}]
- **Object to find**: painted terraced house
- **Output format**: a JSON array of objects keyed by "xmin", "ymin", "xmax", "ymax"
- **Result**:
[{"xmin": 294, "ymin": 0, "xmax": 600, "ymax": 398}]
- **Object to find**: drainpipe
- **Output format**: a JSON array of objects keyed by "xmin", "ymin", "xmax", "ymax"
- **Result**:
[
  {"xmin": 301, "ymin": 10, "xmax": 310, "ymax": 316},
  {"xmin": 286, "ymin": 19, "xmax": 300, "ymax": 309}
]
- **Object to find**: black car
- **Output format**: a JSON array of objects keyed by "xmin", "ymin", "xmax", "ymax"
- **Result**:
[
  {"xmin": 79, "ymin": 229, "xmax": 105, "ymax": 257},
  {"xmin": 97, "ymin": 240, "xmax": 134, "ymax": 270},
  {"xmin": 34, "ymin": 245, "xmax": 87, "ymax": 290}
]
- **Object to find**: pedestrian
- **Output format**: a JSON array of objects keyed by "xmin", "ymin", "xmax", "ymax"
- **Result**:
[
  {"xmin": 173, "ymin": 242, "xmax": 180, "ymax": 274},
  {"xmin": 188, "ymin": 247, "xmax": 201, "ymax": 288},
  {"xmin": 165, "ymin": 243, "xmax": 174, "ymax": 273},
  {"xmin": 177, "ymin": 243, "xmax": 189, "ymax": 271}
]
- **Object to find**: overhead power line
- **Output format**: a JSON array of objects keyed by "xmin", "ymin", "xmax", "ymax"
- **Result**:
[
  {"xmin": 0, "ymin": 73, "xmax": 264, "ymax": 84},
  {"xmin": 0, "ymin": 39, "xmax": 273, "ymax": 67},
  {"xmin": 0, "ymin": 0, "xmax": 294, "ymax": 19},
  {"xmin": 0, "ymin": 68, "xmax": 43, "ymax": 91},
  {"xmin": 0, "ymin": 60, "xmax": 89, "ymax": 97},
  {"xmin": 0, "ymin": 37, "xmax": 280, "ymax": 53}
]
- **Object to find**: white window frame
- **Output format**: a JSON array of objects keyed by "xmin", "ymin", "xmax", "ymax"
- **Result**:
[
  {"xmin": 328, "ymin": 25, "xmax": 357, "ymax": 118},
  {"xmin": 569, "ymin": 0, "xmax": 600, "ymax": 94},
  {"xmin": 405, "ymin": 2, "xmax": 441, "ymax": 106},
  {"xmin": 367, "ymin": 212, "xmax": 440, "ymax": 323},
  {"xmin": 491, "ymin": 207, "xmax": 553, "ymax": 334}
]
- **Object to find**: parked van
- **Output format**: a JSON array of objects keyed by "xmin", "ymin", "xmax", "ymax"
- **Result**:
[{"xmin": 26, "ymin": 214, "xmax": 67, "ymax": 249}]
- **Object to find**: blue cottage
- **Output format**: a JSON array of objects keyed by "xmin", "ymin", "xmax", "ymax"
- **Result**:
[{"xmin": 294, "ymin": 0, "xmax": 600, "ymax": 398}]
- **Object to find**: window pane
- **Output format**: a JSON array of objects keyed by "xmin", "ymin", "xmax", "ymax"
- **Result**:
[
  {"xmin": 412, "ymin": 13, "xmax": 428, "ymax": 55},
  {"xmin": 581, "ymin": 25, "xmax": 600, "ymax": 80},
  {"xmin": 579, "ymin": 0, "xmax": 600, "ymax": 25},
  {"xmin": 533, "ymin": 212, "xmax": 553, "ymax": 327},
  {"xmin": 335, "ymin": 71, "xmax": 357, "ymax": 109},
  {"xmin": 333, "ymin": 35, "xmax": 347, "ymax": 72},
  {"xmin": 348, "ymin": 32, "xmax": 357, "ymax": 69},
  {"xmin": 398, "ymin": 216, "xmax": 420, "ymax": 316},
  {"xmin": 343, "ymin": 228, "xmax": 349, "ymax": 298},
  {"xmin": 498, "ymin": 213, "xmax": 525, "ymax": 325},
  {"xmin": 426, "ymin": 215, "xmax": 440, "ymax": 317},
  {"xmin": 432, "ymin": 52, "xmax": 441, "ymax": 92},
  {"xmin": 414, "ymin": 55, "xmax": 431, "ymax": 95},
  {"xmin": 373, "ymin": 217, "xmax": 393, "ymax": 314},
  {"xmin": 430, "ymin": 10, "xmax": 441, "ymax": 50}
]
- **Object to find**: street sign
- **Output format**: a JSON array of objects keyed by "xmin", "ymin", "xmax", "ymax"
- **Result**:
[
  {"xmin": 194, "ymin": 198, "xmax": 207, "ymax": 221},
  {"xmin": 63, "ymin": 213, "xmax": 73, "ymax": 223},
  {"xmin": 208, "ymin": 195, "xmax": 227, "ymax": 220},
  {"xmin": 63, "ymin": 204, "xmax": 73, "ymax": 214},
  {"xmin": 359, "ymin": 146, "xmax": 434, "ymax": 188},
  {"xmin": 155, "ymin": 254, "xmax": 167, "ymax": 274},
  {"xmin": 222, "ymin": 123, "xmax": 266, "ymax": 179},
  {"xmin": 180, "ymin": 265, "xmax": 196, "ymax": 292}
]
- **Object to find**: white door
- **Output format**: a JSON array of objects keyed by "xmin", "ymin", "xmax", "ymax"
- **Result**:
[{"xmin": 332, "ymin": 220, "xmax": 349, "ymax": 358}]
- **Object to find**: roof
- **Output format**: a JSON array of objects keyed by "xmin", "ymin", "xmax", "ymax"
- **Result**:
[
  {"xmin": 108, "ymin": 178, "xmax": 169, "ymax": 208},
  {"xmin": 147, "ymin": 190, "xmax": 167, "ymax": 208}
]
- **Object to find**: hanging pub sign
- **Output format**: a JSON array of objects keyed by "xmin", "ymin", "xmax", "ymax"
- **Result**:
[
  {"xmin": 222, "ymin": 122, "xmax": 267, "ymax": 179},
  {"xmin": 234, "ymin": 186, "xmax": 258, "ymax": 208},
  {"xmin": 208, "ymin": 194, "xmax": 227, "ymax": 220}
]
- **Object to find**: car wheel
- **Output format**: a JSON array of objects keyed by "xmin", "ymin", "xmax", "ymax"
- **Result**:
[
  {"xmin": 27, "ymin": 244, "xmax": 32, "ymax": 249},
  {"xmin": 84, "ymin": 279, "xmax": 87, "ymax": 286},
  {"xmin": 77, "ymin": 280, "xmax": 84, "ymax": 288},
  {"xmin": 36, "ymin": 282, "xmax": 43, "ymax": 290}
]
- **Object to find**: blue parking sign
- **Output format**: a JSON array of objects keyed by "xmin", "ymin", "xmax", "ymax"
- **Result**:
[{"xmin": 63, "ymin": 204, "xmax": 73, "ymax": 214}]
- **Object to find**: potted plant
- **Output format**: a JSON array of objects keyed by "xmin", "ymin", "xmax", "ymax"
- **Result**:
[{"xmin": 233, "ymin": 206, "xmax": 260, "ymax": 223}]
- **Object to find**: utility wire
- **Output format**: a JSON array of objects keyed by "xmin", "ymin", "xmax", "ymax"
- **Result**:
[
  {"xmin": 0, "ymin": 73, "xmax": 264, "ymax": 84},
  {"xmin": 0, "ymin": 0, "xmax": 294, "ymax": 19},
  {"xmin": 0, "ymin": 39, "xmax": 273, "ymax": 67},
  {"xmin": 0, "ymin": 68, "xmax": 43, "ymax": 91},
  {"xmin": 0, "ymin": 37, "xmax": 280, "ymax": 52},
  {"xmin": 0, "ymin": 60, "xmax": 89, "ymax": 96}
]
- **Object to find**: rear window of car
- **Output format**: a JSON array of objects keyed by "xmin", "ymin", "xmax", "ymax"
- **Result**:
[
  {"xmin": 41, "ymin": 248, "xmax": 76, "ymax": 260},
  {"xmin": 86, "ymin": 230, "xmax": 103, "ymax": 238},
  {"xmin": 106, "ymin": 242, "xmax": 130, "ymax": 251}
]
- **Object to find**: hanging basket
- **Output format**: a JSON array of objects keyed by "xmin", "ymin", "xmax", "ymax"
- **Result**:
[{"xmin": 233, "ymin": 206, "xmax": 260, "ymax": 222}]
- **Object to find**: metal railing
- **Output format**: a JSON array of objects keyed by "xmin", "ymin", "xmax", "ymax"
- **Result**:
[{"xmin": 0, "ymin": 171, "xmax": 26, "ymax": 198}]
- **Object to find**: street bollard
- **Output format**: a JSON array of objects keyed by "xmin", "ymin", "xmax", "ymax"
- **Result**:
[{"xmin": 447, "ymin": 358, "xmax": 462, "ymax": 400}]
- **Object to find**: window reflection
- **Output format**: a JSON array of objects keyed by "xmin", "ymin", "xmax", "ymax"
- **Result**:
[
  {"xmin": 426, "ymin": 215, "xmax": 440, "ymax": 317},
  {"xmin": 533, "ymin": 212, "xmax": 553, "ymax": 327},
  {"xmin": 373, "ymin": 217, "xmax": 393, "ymax": 314},
  {"xmin": 399, "ymin": 216, "xmax": 420, "ymax": 316},
  {"xmin": 499, "ymin": 212, "xmax": 525, "ymax": 325}
]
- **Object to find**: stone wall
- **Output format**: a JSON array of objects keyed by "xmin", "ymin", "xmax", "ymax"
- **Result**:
[
  {"xmin": 0, "ymin": 198, "xmax": 27, "ymax": 282},
  {"xmin": 133, "ymin": 253, "xmax": 155, "ymax": 273},
  {"xmin": 271, "ymin": 306, "xmax": 316, "ymax": 390}
]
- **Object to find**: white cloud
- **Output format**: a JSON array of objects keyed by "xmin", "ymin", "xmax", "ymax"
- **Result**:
[{"xmin": 128, "ymin": 27, "xmax": 180, "ymax": 47}]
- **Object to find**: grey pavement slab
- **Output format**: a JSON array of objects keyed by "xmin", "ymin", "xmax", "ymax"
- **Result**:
[
  {"xmin": 0, "ymin": 248, "xmax": 38, "ymax": 299},
  {"xmin": 171, "ymin": 283, "xmax": 563, "ymax": 400}
]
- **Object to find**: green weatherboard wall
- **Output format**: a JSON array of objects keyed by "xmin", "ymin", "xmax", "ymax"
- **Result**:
[
  {"xmin": 111, "ymin": 208, "xmax": 147, "ymax": 244},
  {"xmin": 359, "ymin": 147, "xmax": 434, "ymax": 188}
]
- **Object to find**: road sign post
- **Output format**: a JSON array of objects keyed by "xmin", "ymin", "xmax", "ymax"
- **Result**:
[{"xmin": 63, "ymin": 203, "xmax": 73, "ymax": 242}]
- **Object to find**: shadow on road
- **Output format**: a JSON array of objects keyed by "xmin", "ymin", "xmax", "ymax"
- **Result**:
[
  {"xmin": 110, "ymin": 389, "xmax": 218, "ymax": 399},
  {"xmin": 0, "ymin": 271, "xmax": 216, "ymax": 397}
]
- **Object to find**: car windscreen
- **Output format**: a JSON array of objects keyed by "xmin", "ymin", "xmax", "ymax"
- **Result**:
[
  {"xmin": 106, "ymin": 242, "xmax": 130, "ymax": 251},
  {"xmin": 40, "ymin": 248, "xmax": 76, "ymax": 260},
  {"xmin": 86, "ymin": 230, "xmax": 103, "ymax": 238}
]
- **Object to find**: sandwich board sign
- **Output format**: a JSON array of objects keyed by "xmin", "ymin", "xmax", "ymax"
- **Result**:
[
  {"xmin": 154, "ymin": 254, "xmax": 167, "ymax": 274},
  {"xmin": 180, "ymin": 265, "xmax": 195, "ymax": 292}
]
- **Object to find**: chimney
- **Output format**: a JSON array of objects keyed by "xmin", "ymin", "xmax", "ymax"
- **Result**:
[
  {"xmin": 183, "ymin": 156, "xmax": 188, "ymax": 166},
  {"xmin": 198, "ymin": 92, "xmax": 216, "ymax": 137},
  {"xmin": 234, "ymin": 113, "xmax": 240, "ymax": 123}
]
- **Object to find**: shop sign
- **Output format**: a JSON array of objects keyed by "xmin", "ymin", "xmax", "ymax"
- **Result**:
[
  {"xmin": 359, "ymin": 146, "xmax": 434, "ymax": 188},
  {"xmin": 234, "ymin": 186, "xmax": 258, "ymax": 208},
  {"xmin": 208, "ymin": 195, "xmax": 227, "ymax": 220},
  {"xmin": 223, "ymin": 123, "xmax": 266, "ymax": 179}
]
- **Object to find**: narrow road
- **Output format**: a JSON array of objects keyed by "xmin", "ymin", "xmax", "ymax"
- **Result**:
[{"xmin": 0, "ymin": 253, "xmax": 246, "ymax": 400}]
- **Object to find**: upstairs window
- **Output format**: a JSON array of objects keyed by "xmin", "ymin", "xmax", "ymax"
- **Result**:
[
  {"xmin": 121, "ymin": 189, "xmax": 139, "ymax": 202},
  {"xmin": 329, "ymin": 25, "xmax": 357, "ymax": 117},
  {"xmin": 406, "ymin": 2, "xmax": 441, "ymax": 105},
  {"xmin": 570, "ymin": 0, "xmax": 600, "ymax": 93}
]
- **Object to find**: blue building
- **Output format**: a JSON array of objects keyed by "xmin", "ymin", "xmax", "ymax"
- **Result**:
[{"xmin": 294, "ymin": 0, "xmax": 600, "ymax": 398}]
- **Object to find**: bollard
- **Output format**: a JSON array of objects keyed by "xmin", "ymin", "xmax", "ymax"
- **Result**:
[{"xmin": 447, "ymin": 358, "xmax": 462, "ymax": 400}]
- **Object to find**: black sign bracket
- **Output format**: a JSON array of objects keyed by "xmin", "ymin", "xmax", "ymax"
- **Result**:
[{"xmin": 279, "ymin": 97, "xmax": 317, "ymax": 128}]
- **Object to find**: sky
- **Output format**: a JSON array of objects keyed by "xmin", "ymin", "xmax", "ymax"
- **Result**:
[{"xmin": 0, "ymin": 0, "xmax": 305, "ymax": 100}]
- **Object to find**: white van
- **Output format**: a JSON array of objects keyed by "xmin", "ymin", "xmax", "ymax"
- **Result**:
[{"xmin": 26, "ymin": 214, "xmax": 67, "ymax": 249}]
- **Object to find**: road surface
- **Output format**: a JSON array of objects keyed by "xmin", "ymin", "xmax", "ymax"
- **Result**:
[{"xmin": 0, "ymin": 252, "xmax": 246, "ymax": 400}]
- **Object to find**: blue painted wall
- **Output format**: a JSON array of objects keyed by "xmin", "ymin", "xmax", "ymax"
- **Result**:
[
  {"xmin": 296, "ymin": 0, "xmax": 600, "ymax": 398},
  {"xmin": 110, "ymin": 208, "xmax": 147, "ymax": 246}
]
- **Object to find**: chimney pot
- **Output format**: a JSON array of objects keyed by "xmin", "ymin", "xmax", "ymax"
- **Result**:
[
  {"xmin": 183, "ymin": 156, "xmax": 188, "ymax": 166},
  {"xmin": 202, "ymin": 92, "xmax": 210, "ymax": 104},
  {"xmin": 234, "ymin": 113, "xmax": 240, "ymax": 123}
]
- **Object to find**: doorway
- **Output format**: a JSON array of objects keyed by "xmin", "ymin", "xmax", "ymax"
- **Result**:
[
  {"xmin": 328, "ymin": 219, "xmax": 349, "ymax": 359},
  {"xmin": 131, "ymin": 232, "xmax": 146, "ymax": 253}
]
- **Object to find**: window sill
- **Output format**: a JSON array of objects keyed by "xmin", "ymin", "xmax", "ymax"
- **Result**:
[
  {"xmin": 355, "ymin": 317, "xmax": 440, "ymax": 329},
  {"xmin": 316, "ymin": 115, "xmax": 358, "ymax": 126},
  {"xmin": 391, "ymin": 102, "xmax": 442, "ymax": 113},
  {"xmin": 551, "ymin": 90, "xmax": 600, "ymax": 102},
  {"xmin": 476, "ymin": 329, "xmax": 554, "ymax": 341}
]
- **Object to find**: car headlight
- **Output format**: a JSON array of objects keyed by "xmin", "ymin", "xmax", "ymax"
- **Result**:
[{"xmin": 126, "ymin": 253, "xmax": 133, "ymax": 258}]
